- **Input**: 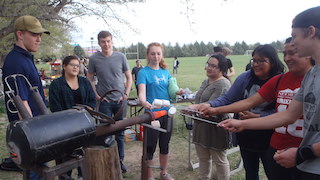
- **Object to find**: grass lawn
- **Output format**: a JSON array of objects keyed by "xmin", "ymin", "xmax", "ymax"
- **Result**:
[
  {"xmin": 0, "ymin": 54, "xmax": 273, "ymax": 180},
  {"xmin": 127, "ymin": 55, "xmax": 253, "ymax": 96}
]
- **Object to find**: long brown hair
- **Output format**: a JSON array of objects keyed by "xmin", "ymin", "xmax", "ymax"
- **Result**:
[{"xmin": 146, "ymin": 42, "xmax": 168, "ymax": 69}]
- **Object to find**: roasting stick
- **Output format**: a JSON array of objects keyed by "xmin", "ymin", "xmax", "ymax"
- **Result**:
[{"xmin": 179, "ymin": 108, "xmax": 220, "ymax": 126}]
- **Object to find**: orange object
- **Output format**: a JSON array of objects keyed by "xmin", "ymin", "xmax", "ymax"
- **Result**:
[
  {"xmin": 139, "ymin": 110, "xmax": 167, "ymax": 141},
  {"xmin": 152, "ymin": 110, "xmax": 167, "ymax": 120},
  {"xmin": 10, "ymin": 153, "xmax": 18, "ymax": 158},
  {"xmin": 139, "ymin": 125, "xmax": 144, "ymax": 141}
]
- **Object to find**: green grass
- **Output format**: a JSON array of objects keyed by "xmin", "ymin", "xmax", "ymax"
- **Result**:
[
  {"xmin": 127, "ymin": 55, "xmax": 252, "ymax": 96},
  {"xmin": 36, "ymin": 63, "xmax": 51, "ymax": 71}
]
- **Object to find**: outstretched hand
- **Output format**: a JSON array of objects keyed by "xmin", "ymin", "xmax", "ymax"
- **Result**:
[
  {"xmin": 185, "ymin": 103, "xmax": 220, "ymax": 117},
  {"xmin": 176, "ymin": 88, "xmax": 184, "ymax": 95},
  {"xmin": 199, "ymin": 105, "xmax": 218, "ymax": 116},
  {"xmin": 141, "ymin": 101, "xmax": 153, "ymax": 110},
  {"xmin": 218, "ymin": 119, "xmax": 245, "ymax": 132},
  {"xmin": 187, "ymin": 104, "xmax": 203, "ymax": 110},
  {"xmin": 239, "ymin": 111, "xmax": 260, "ymax": 119}
]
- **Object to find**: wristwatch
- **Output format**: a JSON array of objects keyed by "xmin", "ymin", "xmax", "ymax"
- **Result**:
[
  {"xmin": 300, "ymin": 145, "xmax": 317, "ymax": 159},
  {"xmin": 296, "ymin": 145, "xmax": 317, "ymax": 164}
]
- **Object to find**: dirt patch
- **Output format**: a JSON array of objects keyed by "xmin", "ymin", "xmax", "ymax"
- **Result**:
[{"xmin": 123, "ymin": 130, "xmax": 199, "ymax": 180}]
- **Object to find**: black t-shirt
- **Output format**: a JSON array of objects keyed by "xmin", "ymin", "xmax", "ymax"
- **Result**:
[
  {"xmin": 132, "ymin": 66, "xmax": 143, "ymax": 81},
  {"xmin": 226, "ymin": 58, "xmax": 233, "ymax": 69},
  {"xmin": 245, "ymin": 59, "xmax": 251, "ymax": 71},
  {"xmin": 236, "ymin": 74, "xmax": 274, "ymax": 151},
  {"xmin": 72, "ymin": 88, "xmax": 82, "ymax": 105}
]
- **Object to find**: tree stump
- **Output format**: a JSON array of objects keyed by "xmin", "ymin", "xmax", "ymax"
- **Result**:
[{"xmin": 84, "ymin": 144, "xmax": 123, "ymax": 180}]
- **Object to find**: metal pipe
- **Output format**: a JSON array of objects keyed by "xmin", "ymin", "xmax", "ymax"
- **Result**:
[
  {"xmin": 12, "ymin": 95, "xmax": 32, "ymax": 119},
  {"xmin": 30, "ymin": 87, "xmax": 49, "ymax": 115},
  {"xmin": 95, "ymin": 112, "xmax": 156, "ymax": 137}
]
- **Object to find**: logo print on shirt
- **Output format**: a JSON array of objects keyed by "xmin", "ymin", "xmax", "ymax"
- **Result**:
[
  {"xmin": 154, "ymin": 74, "xmax": 166, "ymax": 84},
  {"xmin": 304, "ymin": 91, "xmax": 319, "ymax": 132},
  {"xmin": 277, "ymin": 88, "xmax": 300, "ymax": 105},
  {"xmin": 304, "ymin": 92, "xmax": 316, "ymax": 121},
  {"xmin": 244, "ymin": 84, "xmax": 269, "ymax": 114}
]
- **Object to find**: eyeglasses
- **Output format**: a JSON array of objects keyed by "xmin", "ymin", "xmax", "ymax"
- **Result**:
[
  {"xmin": 68, "ymin": 63, "xmax": 80, "ymax": 68},
  {"xmin": 205, "ymin": 63, "xmax": 219, "ymax": 69},
  {"xmin": 250, "ymin": 59, "xmax": 268, "ymax": 65},
  {"xmin": 283, "ymin": 49, "xmax": 298, "ymax": 57}
]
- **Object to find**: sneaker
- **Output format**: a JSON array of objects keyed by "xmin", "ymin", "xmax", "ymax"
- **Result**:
[
  {"xmin": 120, "ymin": 160, "xmax": 128, "ymax": 173},
  {"xmin": 160, "ymin": 172, "xmax": 174, "ymax": 180},
  {"xmin": 58, "ymin": 175, "xmax": 75, "ymax": 180},
  {"xmin": 0, "ymin": 158, "xmax": 22, "ymax": 172}
]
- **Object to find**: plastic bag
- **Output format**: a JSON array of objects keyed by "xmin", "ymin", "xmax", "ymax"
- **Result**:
[{"xmin": 168, "ymin": 77, "xmax": 179, "ymax": 103}]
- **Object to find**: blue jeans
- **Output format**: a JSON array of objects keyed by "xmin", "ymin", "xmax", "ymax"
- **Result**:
[
  {"xmin": 99, "ymin": 100, "xmax": 126, "ymax": 160},
  {"xmin": 29, "ymin": 170, "xmax": 42, "ymax": 180},
  {"xmin": 240, "ymin": 147, "xmax": 269, "ymax": 180}
]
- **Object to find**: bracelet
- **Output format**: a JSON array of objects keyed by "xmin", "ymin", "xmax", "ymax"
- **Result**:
[
  {"xmin": 296, "ymin": 145, "xmax": 317, "ymax": 165},
  {"xmin": 124, "ymin": 92, "xmax": 128, "ymax": 96}
]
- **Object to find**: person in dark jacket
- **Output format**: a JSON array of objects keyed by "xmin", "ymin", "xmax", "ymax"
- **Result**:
[
  {"xmin": 2, "ymin": 15, "xmax": 50, "ymax": 180},
  {"xmin": 49, "ymin": 55, "xmax": 96, "ymax": 112},
  {"xmin": 49, "ymin": 55, "xmax": 96, "ymax": 179}
]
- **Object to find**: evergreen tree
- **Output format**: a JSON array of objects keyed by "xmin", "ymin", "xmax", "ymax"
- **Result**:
[{"xmin": 74, "ymin": 45, "xmax": 86, "ymax": 58}]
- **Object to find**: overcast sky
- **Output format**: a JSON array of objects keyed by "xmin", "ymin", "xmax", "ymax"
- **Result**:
[{"xmin": 72, "ymin": 0, "xmax": 320, "ymax": 48}]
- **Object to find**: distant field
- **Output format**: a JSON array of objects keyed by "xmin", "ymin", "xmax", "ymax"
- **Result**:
[
  {"xmin": 37, "ymin": 55, "xmax": 255, "ymax": 97},
  {"xmin": 37, "ymin": 53, "xmax": 285, "ymax": 97},
  {"xmin": 127, "ymin": 55, "xmax": 252, "ymax": 96}
]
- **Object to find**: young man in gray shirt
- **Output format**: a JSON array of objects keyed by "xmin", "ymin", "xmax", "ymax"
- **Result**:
[{"xmin": 87, "ymin": 30, "xmax": 132, "ymax": 173}]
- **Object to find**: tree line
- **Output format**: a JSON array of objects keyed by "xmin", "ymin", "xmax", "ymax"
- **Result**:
[
  {"xmin": 45, "ymin": 38, "xmax": 287, "ymax": 62},
  {"xmin": 113, "ymin": 40, "xmax": 286, "ymax": 60}
]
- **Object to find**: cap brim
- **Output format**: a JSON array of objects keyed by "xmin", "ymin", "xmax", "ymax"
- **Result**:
[{"xmin": 29, "ymin": 28, "xmax": 50, "ymax": 35}]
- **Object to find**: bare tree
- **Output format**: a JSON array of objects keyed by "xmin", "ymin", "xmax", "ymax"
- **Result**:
[
  {"xmin": 0, "ymin": 0, "xmax": 143, "ymax": 64},
  {"xmin": 180, "ymin": 0, "xmax": 195, "ymax": 31},
  {"xmin": 0, "ymin": 0, "xmax": 227, "ymax": 64}
]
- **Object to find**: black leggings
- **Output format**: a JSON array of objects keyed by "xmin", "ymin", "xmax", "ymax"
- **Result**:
[
  {"xmin": 295, "ymin": 168, "xmax": 320, "ymax": 180},
  {"xmin": 146, "ymin": 115, "xmax": 173, "ymax": 160}
]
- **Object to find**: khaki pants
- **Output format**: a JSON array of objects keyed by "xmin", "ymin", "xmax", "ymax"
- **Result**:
[{"xmin": 195, "ymin": 145, "xmax": 230, "ymax": 180}]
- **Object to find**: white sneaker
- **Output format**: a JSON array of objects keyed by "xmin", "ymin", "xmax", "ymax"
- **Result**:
[{"xmin": 160, "ymin": 173, "xmax": 174, "ymax": 180}]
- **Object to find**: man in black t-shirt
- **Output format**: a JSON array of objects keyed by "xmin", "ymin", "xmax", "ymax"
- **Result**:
[
  {"xmin": 222, "ymin": 47, "xmax": 235, "ymax": 78},
  {"xmin": 213, "ymin": 46, "xmax": 236, "ymax": 78},
  {"xmin": 131, "ymin": 59, "xmax": 143, "ymax": 95}
]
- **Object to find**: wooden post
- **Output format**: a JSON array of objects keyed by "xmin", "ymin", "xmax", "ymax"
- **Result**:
[{"xmin": 84, "ymin": 143, "xmax": 123, "ymax": 180}]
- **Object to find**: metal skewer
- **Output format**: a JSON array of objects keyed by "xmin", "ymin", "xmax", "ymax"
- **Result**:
[{"xmin": 179, "ymin": 112, "xmax": 219, "ymax": 126}]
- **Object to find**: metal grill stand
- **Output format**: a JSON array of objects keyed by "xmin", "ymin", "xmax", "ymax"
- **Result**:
[
  {"xmin": 181, "ymin": 113, "xmax": 243, "ymax": 175},
  {"xmin": 23, "ymin": 157, "xmax": 88, "ymax": 180}
]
